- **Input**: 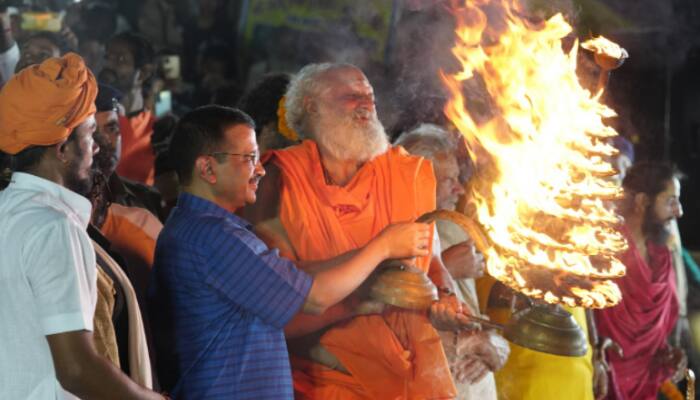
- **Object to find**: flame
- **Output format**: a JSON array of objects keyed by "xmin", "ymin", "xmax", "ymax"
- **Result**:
[
  {"xmin": 581, "ymin": 36, "xmax": 628, "ymax": 60},
  {"xmin": 442, "ymin": 0, "xmax": 628, "ymax": 308}
]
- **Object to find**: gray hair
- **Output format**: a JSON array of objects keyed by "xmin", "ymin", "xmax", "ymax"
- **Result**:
[
  {"xmin": 284, "ymin": 62, "xmax": 356, "ymax": 137},
  {"xmin": 394, "ymin": 123, "xmax": 454, "ymax": 161}
]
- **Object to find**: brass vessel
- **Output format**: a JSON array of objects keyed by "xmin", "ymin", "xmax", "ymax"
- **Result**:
[
  {"xmin": 368, "ymin": 209, "xmax": 589, "ymax": 358},
  {"xmin": 368, "ymin": 265, "xmax": 438, "ymax": 310},
  {"xmin": 504, "ymin": 303, "xmax": 588, "ymax": 357},
  {"xmin": 368, "ymin": 209, "xmax": 487, "ymax": 312}
]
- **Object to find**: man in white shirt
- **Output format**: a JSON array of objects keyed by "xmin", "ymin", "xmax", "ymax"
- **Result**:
[{"xmin": 0, "ymin": 53, "xmax": 163, "ymax": 399}]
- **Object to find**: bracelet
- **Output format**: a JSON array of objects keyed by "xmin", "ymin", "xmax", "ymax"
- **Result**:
[{"xmin": 437, "ymin": 286, "xmax": 455, "ymax": 297}]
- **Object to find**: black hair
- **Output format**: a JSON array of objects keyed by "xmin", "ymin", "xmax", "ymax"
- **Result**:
[
  {"xmin": 108, "ymin": 31, "xmax": 155, "ymax": 69},
  {"xmin": 0, "ymin": 128, "xmax": 79, "ymax": 184},
  {"xmin": 11, "ymin": 146, "xmax": 50, "ymax": 173},
  {"xmin": 620, "ymin": 161, "xmax": 685, "ymax": 217},
  {"xmin": 169, "ymin": 105, "xmax": 255, "ymax": 185},
  {"xmin": 238, "ymin": 73, "xmax": 291, "ymax": 130},
  {"xmin": 622, "ymin": 161, "xmax": 684, "ymax": 198},
  {"xmin": 0, "ymin": 151, "xmax": 14, "ymax": 189},
  {"xmin": 22, "ymin": 31, "xmax": 75, "ymax": 54}
]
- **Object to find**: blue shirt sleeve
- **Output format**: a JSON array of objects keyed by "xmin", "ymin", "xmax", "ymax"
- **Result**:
[{"xmin": 201, "ymin": 220, "xmax": 313, "ymax": 329}]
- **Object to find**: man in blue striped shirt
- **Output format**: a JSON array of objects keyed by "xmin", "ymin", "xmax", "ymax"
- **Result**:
[{"xmin": 149, "ymin": 105, "xmax": 431, "ymax": 399}]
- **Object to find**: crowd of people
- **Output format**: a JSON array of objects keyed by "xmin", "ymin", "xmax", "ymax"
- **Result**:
[{"xmin": 0, "ymin": 1, "xmax": 697, "ymax": 400}]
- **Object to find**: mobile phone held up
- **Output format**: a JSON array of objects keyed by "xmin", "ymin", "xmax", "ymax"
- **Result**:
[{"xmin": 155, "ymin": 90, "xmax": 172, "ymax": 118}]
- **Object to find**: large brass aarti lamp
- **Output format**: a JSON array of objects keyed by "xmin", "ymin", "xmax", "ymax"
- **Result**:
[{"xmin": 369, "ymin": 209, "xmax": 588, "ymax": 357}]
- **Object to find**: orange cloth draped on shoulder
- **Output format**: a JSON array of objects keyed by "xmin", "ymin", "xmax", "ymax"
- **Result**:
[
  {"xmin": 101, "ymin": 203, "xmax": 162, "ymax": 268},
  {"xmin": 0, "ymin": 53, "xmax": 97, "ymax": 154},
  {"xmin": 101, "ymin": 203, "xmax": 163, "ymax": 307},
  {"xmin": 116, "ymin": 111, "xmax": 156, "ymax": 185},
  {"xmin": 269, "ymin": 140, "xmax": 457, "ymax": 400}
]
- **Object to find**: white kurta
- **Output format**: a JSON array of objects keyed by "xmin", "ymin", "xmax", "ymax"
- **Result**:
[
  {"xmin": 0, "ymin": 173, "xmax": 97, "ymax": 399},
  {"xmin": 437, "ymin": 219, "xmax": 499, "ymax": 400}
]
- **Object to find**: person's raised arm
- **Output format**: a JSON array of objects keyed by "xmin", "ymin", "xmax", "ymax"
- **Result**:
[
  {"xmin": 47, "ymin": 330, "xmax": 165, "ymax": 400},
  {"xmin": 301, "ymin": 222, "xmax": 431, "ymax": 315}
]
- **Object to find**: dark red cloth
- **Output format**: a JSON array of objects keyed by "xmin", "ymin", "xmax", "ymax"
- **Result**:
[{"xmin": 595, "ymin": 228, "xmax": 678, "ymax": 400}]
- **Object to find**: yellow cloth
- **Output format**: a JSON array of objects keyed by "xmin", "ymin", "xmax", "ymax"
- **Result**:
[
  {"xmin": 93, "ymin": 241, "xmax": 153, "ymax": 388},
  {"xmin": 0, "ymin": 53, "xmax": 97, "ymax": 154},
  {"xmin": 488, "ymin": 305, "xmax": 593, "ymax": 400},
  {"xmin": 93, "ymin": 261, "xmax": 120, "ymax": 367}
]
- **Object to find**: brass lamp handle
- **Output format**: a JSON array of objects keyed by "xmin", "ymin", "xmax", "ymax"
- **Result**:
[
  {"xmin": 687, "ymin": 369, "xmax": 695, "ymax": 400},
  {"xmin": 417, "ymin": 209, "xmax": 491, "ymax": 254},
  {"xmin": 458, "ymin": 313, "xmax": 504, "ymax": 331},
  {"xmin": 594, "ymin": 337, "xmax": 623, "ymax": 373}
]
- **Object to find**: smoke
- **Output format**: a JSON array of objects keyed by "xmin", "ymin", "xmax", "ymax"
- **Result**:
[
  {"xmin": 380, "ymin": 0, "xmax": 580, "ymax": 139},
  {"xmin": 381, "ymin": 3, "xmax": 457, "ymax": 138},
  {"xmin": 246, "ymin": 3, "xmax": 392, "ymax": 86}
]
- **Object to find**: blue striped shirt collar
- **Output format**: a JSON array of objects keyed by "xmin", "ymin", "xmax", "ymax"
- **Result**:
[{"xmin": 176, "ymin": 192, "xmax": 252, "ymax": 229}]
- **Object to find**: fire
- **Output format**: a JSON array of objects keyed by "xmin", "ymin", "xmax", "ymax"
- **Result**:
[
  {"xmin": 442, "ymin": 0, "xmax": 628, "ymax": 308},
  {"xmin": 581, "ymin": 36, "xmax": 628, "ymax": 61}
]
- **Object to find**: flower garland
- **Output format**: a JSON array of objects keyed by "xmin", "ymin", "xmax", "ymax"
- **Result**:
[{"xmin": 277, "ymin": 96, "xmax": 299, "ymax": 141}]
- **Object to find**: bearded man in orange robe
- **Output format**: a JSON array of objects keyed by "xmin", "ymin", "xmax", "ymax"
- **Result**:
[{"xmin": 243, "ymin": 63, "xmax": 473, "ymax": 399}]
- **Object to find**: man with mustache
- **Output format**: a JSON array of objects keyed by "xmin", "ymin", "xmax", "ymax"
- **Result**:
[
  {"xmin": 244, "ymin": 63, "xmax": 470, "ymax": 399},
  {"xmin": 595, "ymin": 161, "xmax": 686, "ymax": 400},
  {"xmin": 88, "ymin": 83, "xmax": 163, "ymax": 388},
  {"xmin": 149, "ymin": 105, "xmax": 431, "ymax": 399},
  {"xmin": 99, "ymin": 32, "xmax": 157, "ymax": 185},
  {"xmin": 91, "ymin": 83, "xmax": 163, "ymax": 222},
  {"xmin": 91, "ymin": 83, "xmax": 164, "ymax": 306},
  {"xmin": 0, "ymin": 53, "xmax": 163, "ymax": 399}
]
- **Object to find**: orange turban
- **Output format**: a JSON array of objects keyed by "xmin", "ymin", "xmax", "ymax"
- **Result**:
[{"xmin": 0, "ymin": 52, "xmax": 97, "ymax": 155}]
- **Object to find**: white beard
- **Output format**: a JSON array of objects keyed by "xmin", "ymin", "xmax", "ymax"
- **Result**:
[{"xmin": 310, "ymin": 107, "xmax": 389, "ymax": 163}]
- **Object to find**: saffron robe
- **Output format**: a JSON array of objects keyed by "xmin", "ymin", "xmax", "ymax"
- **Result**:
[
  {"xmin": 270, "ymin": 140, "xmax": 457, "ymax": 400},
  {"xmin": 595, "ymin": 229, "xmax": 678, "ymax": 400}
]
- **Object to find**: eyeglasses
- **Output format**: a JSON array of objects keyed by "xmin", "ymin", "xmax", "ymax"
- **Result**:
[{"xmin": 209, "ymin": 151, "xmax": 260, "ymax": 166}]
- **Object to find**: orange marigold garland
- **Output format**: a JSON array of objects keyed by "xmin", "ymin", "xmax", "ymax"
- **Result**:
[{"xmin": 277, "ymin": 96, "xmax": 299, "ymax": 141}]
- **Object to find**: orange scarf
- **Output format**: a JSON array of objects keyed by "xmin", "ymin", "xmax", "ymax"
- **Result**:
[
  {"xmin": 116, "ymin": 111, "xmax": 155, "ymax": 185},
  {"xmin": 271, "ymin": 140, "xmax": 456, "ymax": 400}
]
